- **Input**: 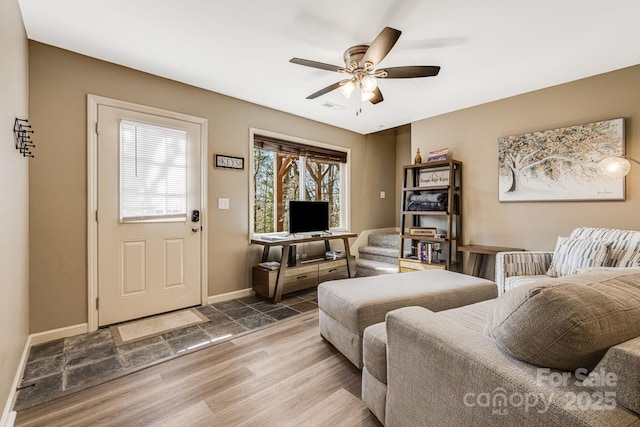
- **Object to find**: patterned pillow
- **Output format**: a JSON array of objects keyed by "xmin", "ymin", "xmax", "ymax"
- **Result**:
[
  {"xmin": 616, "ymin": 242, "xmax": 640, "ymax": 267},
  {"xmin": 546, "ymin": 236, "xmax": 611, "ymax": 277},
  {"xmin": 570, "ymin": 227, "xmax": 640, "ymax": 267}
]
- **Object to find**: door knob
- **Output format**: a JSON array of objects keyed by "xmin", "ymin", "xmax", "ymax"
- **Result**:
[{"xmin": 192, "ymin": 226, "xmax": 200, "ymax": 232}]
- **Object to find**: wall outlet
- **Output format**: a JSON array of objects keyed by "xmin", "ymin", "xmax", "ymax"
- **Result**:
[
  {"xmin": 380, "ymin": 191, "xmax": 386, "ymax": 199},
  {"xmin": 218, "ymin": 198, "xmax": 230, "ymax": 209}
]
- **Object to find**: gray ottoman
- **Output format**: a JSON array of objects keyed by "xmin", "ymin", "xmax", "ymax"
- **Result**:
[{"xmin": 317, "ymin": 269, "xmax": 497, "ymax": 368}]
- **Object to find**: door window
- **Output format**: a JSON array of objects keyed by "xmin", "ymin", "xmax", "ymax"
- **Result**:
[{"xmin": 120, "ymin": 120, "xmax": 187, "ymax": 222}]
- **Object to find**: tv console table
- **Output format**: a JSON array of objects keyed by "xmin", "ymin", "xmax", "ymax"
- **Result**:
[{"xmin": 251, "ymin": 232, "xmax": 357, "ymax": 303}]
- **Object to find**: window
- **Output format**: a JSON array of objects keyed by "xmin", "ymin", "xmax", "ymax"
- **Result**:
[
  {"xmin": 252, "ymin": 132, "xmax": 348, "ymax": 235},
  {"xmin": 120, "ymin": 120, "xmax": 188, "ymax": 222}
]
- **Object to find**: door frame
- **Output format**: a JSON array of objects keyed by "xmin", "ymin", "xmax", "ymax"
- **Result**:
[{"xmin": 87, "ymin": 94, "xmax": 209, "ymax": 332}]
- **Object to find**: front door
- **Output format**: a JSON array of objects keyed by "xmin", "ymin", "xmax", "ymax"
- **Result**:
[{"xmin": 97, "ymin": 105, "xmax": 202, "ymax": 326}]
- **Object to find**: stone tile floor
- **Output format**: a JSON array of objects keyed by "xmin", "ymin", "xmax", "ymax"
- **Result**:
[{"xmin": 15, "ymin": 289, "xmax": 318, "ymax": 411}]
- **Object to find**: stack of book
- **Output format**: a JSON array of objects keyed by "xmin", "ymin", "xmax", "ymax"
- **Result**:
[{"xmin": 417, "ymin": 242, "xmax": 441, "ymax": 263}]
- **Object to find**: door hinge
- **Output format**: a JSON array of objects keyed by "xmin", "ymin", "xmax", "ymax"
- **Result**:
[
  {"xmin": 95, "ymin": 210, "xmax": 99, "ymax": 222},
  {"xmin": 95, "ymin": 122, "xmax": 99, "ymax": 135},
  {"xmin": 96, "ymin": 297, "xmax": 100, "ymax": 310}
]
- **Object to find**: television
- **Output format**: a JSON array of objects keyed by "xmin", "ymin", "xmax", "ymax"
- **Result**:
[{"xmin": 288, "ymin": 200, "xmax": 330, "ymax": 235}]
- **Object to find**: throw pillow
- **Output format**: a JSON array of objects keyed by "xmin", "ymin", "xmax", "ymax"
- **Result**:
[
  {"xmin": 484, "ymin": 269, "xmax": 640, "ymax": 371},
  {"xmin": 545, "ymin": 236, "xmax": 611, "ymax": 277},
  {"xmin": 628, "ymin": 251, "xmax": 640, "ymax": 267},
  {"xmin": 569, "ymin": 227, "xmax": 640, "ymax": 267},
  {"xmin": 607, "ymin": 239, "xmax": 640, "ymax": 267}
]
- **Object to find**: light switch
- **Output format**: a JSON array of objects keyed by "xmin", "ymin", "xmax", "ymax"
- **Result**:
[
  {"xmin": 218, "ymin": 198, "xmax": 230, "ymax": 209},
  {"xmin": 380, "ymin": 191, "xmax": 386, "ymax": 199}
]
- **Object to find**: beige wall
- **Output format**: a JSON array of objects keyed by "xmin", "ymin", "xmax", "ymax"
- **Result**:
[
  {"xmin": 362, "ymin": 128, "xmax": 398, "ymax": 228},
  {"xmin": 412, "ymin": 65, "xmax": 640, "ymax": 260},
  {"xmin": 28, "ymin": 42, "xmax": 397, "ymax": 333},
  {"xmin": 0, "ymin": 0, "xmax": 30, "ymax": 415},
  {"xmin": 395, "ymin": 124, "xmax": 411, "ymax": 226}
]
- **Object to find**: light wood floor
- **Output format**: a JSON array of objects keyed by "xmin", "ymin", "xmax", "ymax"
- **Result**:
[{"xmin": 15, "ymin": 311, "xmax": 382, "ymax": 427}]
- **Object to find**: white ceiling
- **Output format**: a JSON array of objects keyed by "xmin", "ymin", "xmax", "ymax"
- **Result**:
[{"xmin": 18, "ymin": 0, "xmax": 640, "ymax": 135}]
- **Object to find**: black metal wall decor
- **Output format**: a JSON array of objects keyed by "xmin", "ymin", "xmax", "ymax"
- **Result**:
[{"xmin": 13, "ymin": 118, "xmax": 35, "ymax": 158}]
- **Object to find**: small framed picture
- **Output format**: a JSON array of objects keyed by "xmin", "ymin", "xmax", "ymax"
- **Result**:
[
  {"xmin": 215, "ymin": 154, "xmax": 244, "ymax": 170},
  {"xmin": 427, "ymin": 148, "xmax": 449, "ymax": 162}
]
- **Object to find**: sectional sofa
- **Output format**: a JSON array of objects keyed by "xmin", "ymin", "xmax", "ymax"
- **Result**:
[
  {"xmin": 360, "ymin": 227, "xmax": 640, "ymax": 425},
  {"xmin": 364, "ymin": 268, "xmax": 640, "ymax": 425}
]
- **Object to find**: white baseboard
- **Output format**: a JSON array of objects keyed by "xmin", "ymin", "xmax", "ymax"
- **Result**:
[
  {"xmin": 1, "ymin": 323, "xmax": 88, "ymax": 426},
  {"xmin": 0, "ymin": 410, "xmax": 16, "ymax": 427},
  {"xmin": 30, "ymin": 323, "xmax": 88, "ymax": 346},
  {"xmin": 206, "ymin": 288, "xmax": 254, "ymax": 305},
  {"xmin": 1, "ymin": 335, "xmax": 30, "ymax": 427}
]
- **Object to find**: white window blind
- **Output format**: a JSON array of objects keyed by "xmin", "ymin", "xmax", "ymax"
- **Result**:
[{"xmin": 120, "ymin": 120, "xmax": 187, "ymax": 222}]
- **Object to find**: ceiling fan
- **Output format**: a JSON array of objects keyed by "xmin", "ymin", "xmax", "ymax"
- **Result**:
[{"xmin": 290, "ymin": 27, "xmax": 440, "ymax": 105}]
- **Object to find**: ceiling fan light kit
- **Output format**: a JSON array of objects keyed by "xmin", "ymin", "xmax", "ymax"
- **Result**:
[
  {"xmin": 361, "ymin": 90, "xmax": 375, "ymax": 101},
  {"xmin": 360, "ymin": 74, "xmax": 378, "ymax": 93},
  {"xmin": 290, "ymin": 27, "xmax": 441, "ymax": 110},
  {"xmin": 339, "ymin": 80, "xmax": 355, "ymax": 98}
]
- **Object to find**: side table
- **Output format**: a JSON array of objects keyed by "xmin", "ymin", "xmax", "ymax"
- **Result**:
[{"xmin": 458, "ymin": 244, "xmax": 523, "ymax": 277}]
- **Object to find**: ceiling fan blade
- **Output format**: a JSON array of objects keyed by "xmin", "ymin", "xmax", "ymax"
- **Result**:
[
  {"xmin": 290, "ymin": 58, "xmax": 346, "ymax": 73},
  {"xmin": 369, "ymin": 87, "xmax": 383, "ymax": 104},
  {"xmin": 379, "ymin": 65, "xmax": 441, "ymax": 78},
  {"xmin": 362, "ymin": 27, "xmax": 402, "ymax": 67},
  {"xmin": 306, "ymin": 80, "xmax": 346, "ymax": 99}
]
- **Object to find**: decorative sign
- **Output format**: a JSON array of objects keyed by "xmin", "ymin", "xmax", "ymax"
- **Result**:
[
  {"xmin": 419, "ymin": 170, "xmax": 450, "ymax": 187},
  {"xmin": 215, "ymin": 154, "xmax": 244, "ymax": 170}
]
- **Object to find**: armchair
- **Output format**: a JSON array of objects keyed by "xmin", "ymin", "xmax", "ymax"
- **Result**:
[
  {"xmin": 495, "ymin": 227, "xmax": 640, "ymax": 295},
  {"xmin": 495, "ymin": 251, "xmax": 553, "ymax": 295}
]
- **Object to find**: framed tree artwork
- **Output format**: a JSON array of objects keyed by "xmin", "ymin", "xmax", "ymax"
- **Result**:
[{"xmin": 498, "ymin": 118, "xmax": 625, "ymax": 202}]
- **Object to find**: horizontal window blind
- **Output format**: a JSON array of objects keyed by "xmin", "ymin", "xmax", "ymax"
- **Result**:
[
  {"xmin": 120, "ymin": 120, "xmax": 187, "ymax": 221},
  {"xmin": 253, "ymin": 134, "xmax": 347, "ymax": 163}
]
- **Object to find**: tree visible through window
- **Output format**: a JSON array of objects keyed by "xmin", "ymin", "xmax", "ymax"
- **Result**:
[
  {"xmin": 305, "ymin": 160, "xmax": 341, "ymax": 226},
  {"xmin": 252, "ymin": 134, "xmax": 347, "ymax": 234}
]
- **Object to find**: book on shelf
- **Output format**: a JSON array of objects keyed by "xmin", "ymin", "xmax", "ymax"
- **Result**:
[
  {"xmin": 258, "ymin": 261, "xmax": 280, "ymax": 270},
  {"xmin": 417, "ymin": 242, "xmax": 441, "ymax": 263}
]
